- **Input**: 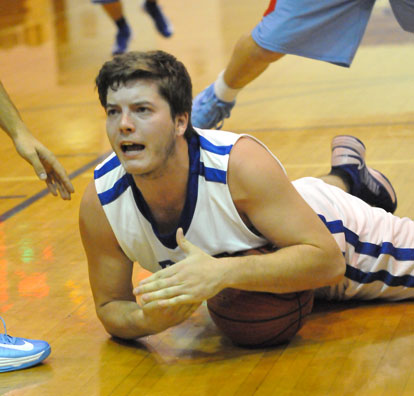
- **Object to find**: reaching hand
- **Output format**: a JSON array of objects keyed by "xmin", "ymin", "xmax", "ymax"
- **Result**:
[
  {"xmin": 13, "ymin": 130, "xmax": 74, "ymax": 200},
  {"xmin": 134, "ymin": 228, "xmax": 224, "ymax": 307}
]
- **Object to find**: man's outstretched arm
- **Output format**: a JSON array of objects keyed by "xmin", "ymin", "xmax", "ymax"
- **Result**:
[{"xmin": 79, "ymin": 181, "xmax": 199, "ymax": 339}]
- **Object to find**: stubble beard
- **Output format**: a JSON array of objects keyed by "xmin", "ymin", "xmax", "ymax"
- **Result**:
[{"xmin": 136, "ymin": 126, "xmax": 177, "ymax": 180}]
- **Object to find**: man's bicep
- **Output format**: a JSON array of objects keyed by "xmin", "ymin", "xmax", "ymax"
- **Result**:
[
  {"xmin": 79, "ymin": 181, "xmax": 135, "ymax": 308},
  {"xmin": 229, "ymin": 138, "xmax": 334, "ymax": 248}
]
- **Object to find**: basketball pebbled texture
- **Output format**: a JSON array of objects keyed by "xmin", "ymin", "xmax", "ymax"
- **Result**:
[
  {"xmin": 207, "ymin": 288, "xmax": 314, "ymax": 347},
  {"xmin": 207, "ymin": 245, "xmax": 314, "ymax": 347}
]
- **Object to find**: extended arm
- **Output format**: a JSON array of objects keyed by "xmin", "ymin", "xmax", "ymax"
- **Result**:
[
  {"xmin": 219, "ymin": 137, "xmax": 345, "ymax": 292},
  {"xmin": 136, "ymin": 137, "xmax": 345, "ymax": 305},
  {"xmin": 79, "ymin": 181, "xmax": 199, "ymax": 339},
  {"xmin": 0, "ymin": 81, "xmax": 74, "ymax": 200}
]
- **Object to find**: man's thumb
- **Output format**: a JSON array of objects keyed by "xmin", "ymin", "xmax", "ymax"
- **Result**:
[{"xmin": 176, "ymin": 228, "xmax": 192, "ymax": 254}]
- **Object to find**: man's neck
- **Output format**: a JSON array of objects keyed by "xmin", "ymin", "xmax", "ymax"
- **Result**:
[{"xmin": 132, "ymin": 140, "xmax": 189, "ymax": 234}]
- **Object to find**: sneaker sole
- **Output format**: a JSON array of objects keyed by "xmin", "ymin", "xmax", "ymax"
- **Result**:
[
  {"xmin": 0, "ymin": 346, "xmax": 51, "ymax": 372},
  {"xmin": 367, "ymin": 167, "xmax": 397, "ymax": 208}
]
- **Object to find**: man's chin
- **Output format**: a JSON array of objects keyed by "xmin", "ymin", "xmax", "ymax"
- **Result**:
[{"xmin": 120, "ymin": 159, "xmax": 146, "ymax": 175}]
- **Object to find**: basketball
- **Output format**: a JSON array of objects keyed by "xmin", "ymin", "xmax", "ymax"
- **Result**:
[
  {"xmin": 207, "ymin": 288, "xmax": 314, "ymax": 347},
  {"xmin": 207, "ymin": 246, "xmax": 314, "ymax": 347}
]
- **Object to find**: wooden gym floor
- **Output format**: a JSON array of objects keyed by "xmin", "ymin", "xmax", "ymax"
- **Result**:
[{"xmin": 0, "ymin": 0, "xmax": 413, "ymax": 394}]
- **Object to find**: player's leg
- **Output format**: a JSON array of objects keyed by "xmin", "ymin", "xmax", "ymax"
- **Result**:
[
  {"xmin": 191, "ymin": 0, "xmax": 376, "ymax": 130},
  {"xmin": 320, "ymin": 135, "xmax": 397, "ymax": 213},
  {"xmin": 142, "ymin": 0, "xmax": 173, "ymax": 38},
  {"xmin": 293, "ymin": 175, "xmax": 413, "ymax": 302},
  {"xmin": 92, "ymin": 0, "xmax": 132, "ymax": 55},
  {"xmin": 191, "ymin": 34, "xmax": 283, "ymax": 130},
  {"xmin": 223, "ymin": 34, "xmax": 284, "ymax": 89}
]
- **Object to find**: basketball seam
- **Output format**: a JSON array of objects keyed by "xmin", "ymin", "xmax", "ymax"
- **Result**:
[
  {"xmin": 257, "ymin": 317, "xmax": 303, "ymax": 347},
  {"xmin": 295, "ymin": 292, "xmax": 304, "ymax": 335},
  {"xmin": 207, "ymin": 293, "xmax": 313, "ymax": 324}
]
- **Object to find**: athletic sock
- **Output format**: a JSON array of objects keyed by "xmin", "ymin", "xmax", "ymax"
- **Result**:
[{"xmin": 213, "ymin": 71, "xmax": 240, "ymax": 103}]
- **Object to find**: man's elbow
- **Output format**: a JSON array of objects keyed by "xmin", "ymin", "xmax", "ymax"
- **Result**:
[
  {"xmin": 95, "ymin": 306, "xmax": 137, "ymax": 340},
  {"xmin": 324, "ymin": 246, "xmax": 346, "ymax": 285}
]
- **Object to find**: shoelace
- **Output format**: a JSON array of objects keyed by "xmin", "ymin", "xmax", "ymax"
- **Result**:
[
  {"xmin": 200, "ymin": 97, "xmax": 232, "ymax": 129},
  {"xmin": 213, "ymin": 103, "xmax": 233, "ymax": 129},
  {"xmin": 0, "ymin": 316, "xmax": 16, "ymax": 345}
]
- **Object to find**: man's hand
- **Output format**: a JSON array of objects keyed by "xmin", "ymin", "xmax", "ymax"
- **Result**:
[
  {"xmin": 140, "ymin": 301, "xmax": 201, "ymax": 334},
  {"xmin": 134, "ymin": 228, "xmax": 224, "ymax": 307},
  {"xmin": 14, "ymin": 130, "xmax": 74, "ymax": 200}
]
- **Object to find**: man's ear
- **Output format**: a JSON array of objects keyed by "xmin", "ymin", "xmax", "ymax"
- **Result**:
[{"xmin": 175, "ymin": 113, "xmax": 189, "ymax": 136}]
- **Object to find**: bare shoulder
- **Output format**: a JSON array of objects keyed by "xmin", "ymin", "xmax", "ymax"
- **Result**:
[
  {"xmin": 79, "ymin": 180, "xmax": 104, "ymax": 229},
  {"xmin": 79, "ymin": 180, "xmax": 117, "ymax": 252},
  {"xmin": 228, "ymin": 136, "xmax": 290, "ymax": 199}
]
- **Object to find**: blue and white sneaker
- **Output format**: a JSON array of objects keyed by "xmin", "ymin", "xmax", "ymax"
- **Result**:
[
  {"xmin": 0, "ymin": 317, "xmax": 51, "ymax": 372},
  {"xmin": 331, "ymin": 135, "xmax": 397, "ymax": 213},
  {"xmin": 143, "ymin": 1, "xmax": 173, "ymax": 38},
  {"xmin": 112, "ymin": 24, "xmax": 132, "ymax": 56},
  {"xmin": 191, "ymin": 83, "xmax": 235, "ymax": 129}
]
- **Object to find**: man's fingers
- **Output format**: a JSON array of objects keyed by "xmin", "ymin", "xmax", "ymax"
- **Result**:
[
  {"xmin": 36, "ymin": 148, "xmax": 74, "ymax": 197},
  {"xmin": 26, "ymin": 152, "xmax": 48, "ymax": 181},
  {"xmin": 47, "ymin": 158, "xmax": 74, "ymax": 194},
  {"xmin": 140, "ymin": 285, "xmax": 183, "ymax": 304},
  {"xmin": 134, "ymin": 277, "xmax": 170, "ymax": 295},
  {"xmin": 45, "ymin": 179, "xmax": 58, "ymax": 196},
  {"xmin": 158, "ymin": 295, "xmax": 191, "ymax": 307}
]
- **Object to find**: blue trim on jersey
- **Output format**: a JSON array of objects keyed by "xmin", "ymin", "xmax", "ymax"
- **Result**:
[
  {"xmin": 199, "ymin": 163, "xmax": 227, "ymax": 184},
  {"xmin": 129, "ymin": 134, "xmax": 200, "ymax": 249},
  {"xmin": 98, "ymin": 174, "xmax": 131, "ymax": 205},
  {"xmin": 94, "ymin": 155, "xmax": 121, "ymax": 179},
  {"xmin": 318, "ymin": 214, "xmax": 414, "ymax": 287},
  {"xmin": 125, "ymin": 133, "xmax": 234, "ymax": 249},
  {"xmin": 199, "ymin": 135, "xmax": 233, "ymax": 155}
]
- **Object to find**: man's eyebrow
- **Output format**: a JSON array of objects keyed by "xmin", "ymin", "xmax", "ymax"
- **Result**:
[
  {"xmin": 131, "ymin": 100, "xmax": 152, "ymax": 106},
  {"xmin": 105, "ymin": 100, "xmax": 153, "ymax": 109}
]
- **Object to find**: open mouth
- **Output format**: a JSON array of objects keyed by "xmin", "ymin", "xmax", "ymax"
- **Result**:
[{"xmin": 121, "ymin": 142, "xmax": 145, "ymax": 153}]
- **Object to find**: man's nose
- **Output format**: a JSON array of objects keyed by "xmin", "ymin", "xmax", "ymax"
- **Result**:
[{"xmin": 119, "ymin": 111, "xmax": 135, "ymax": 133}]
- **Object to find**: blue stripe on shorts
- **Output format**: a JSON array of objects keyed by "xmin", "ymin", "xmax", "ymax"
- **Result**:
[{"xmin": 319, "ymin": 214, "xmax": 414, "ymax": 288}]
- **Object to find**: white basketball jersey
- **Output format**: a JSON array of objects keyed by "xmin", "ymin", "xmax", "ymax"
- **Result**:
[{"xmin": 94, "ymin": 128, "xmax": 280, "ymax": 273}]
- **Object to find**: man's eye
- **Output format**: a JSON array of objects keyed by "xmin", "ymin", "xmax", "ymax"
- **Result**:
[
  {"xmin": 136, "ymin": 107, "xmax": 149, "ymax": 113},
  {"xmin": 107, "ymin": 109, "xmax": 118, "ymax": 116}
]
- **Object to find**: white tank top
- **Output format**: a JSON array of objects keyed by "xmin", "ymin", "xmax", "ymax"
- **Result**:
[{"xmin": 94, "ymin": 128, "xmax": 284, "ymax": 272}]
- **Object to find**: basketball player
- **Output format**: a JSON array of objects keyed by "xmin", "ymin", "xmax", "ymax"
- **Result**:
[
  {"xmin": 92, "ymin": 0, "xmax": 173, "ymax": 55},
  {"xmin": 192, "ymin": 0, "xmax": 414, "ymax": 129},
  {"xmin": 80, "ymin": 51, "xmax": 409, "ymax": 341},
  {"xmin": 0, "ymin": 80, "xmax": 74, "ymax": 371}
]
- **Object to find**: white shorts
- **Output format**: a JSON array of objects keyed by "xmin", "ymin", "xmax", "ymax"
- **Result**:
[{"xmin": 293, "ymin": 177, "xmax": 414, "ymax": 301}]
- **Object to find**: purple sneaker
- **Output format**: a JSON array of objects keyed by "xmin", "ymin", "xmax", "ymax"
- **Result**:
[{"xmin": 331, "ymin": 135, "xmax": 397, "ymax": 213}]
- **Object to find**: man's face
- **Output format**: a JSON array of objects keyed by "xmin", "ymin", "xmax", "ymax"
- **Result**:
[{"xmin": 105, "ymin": 79, "xmax": 180, "ymax": 178}]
